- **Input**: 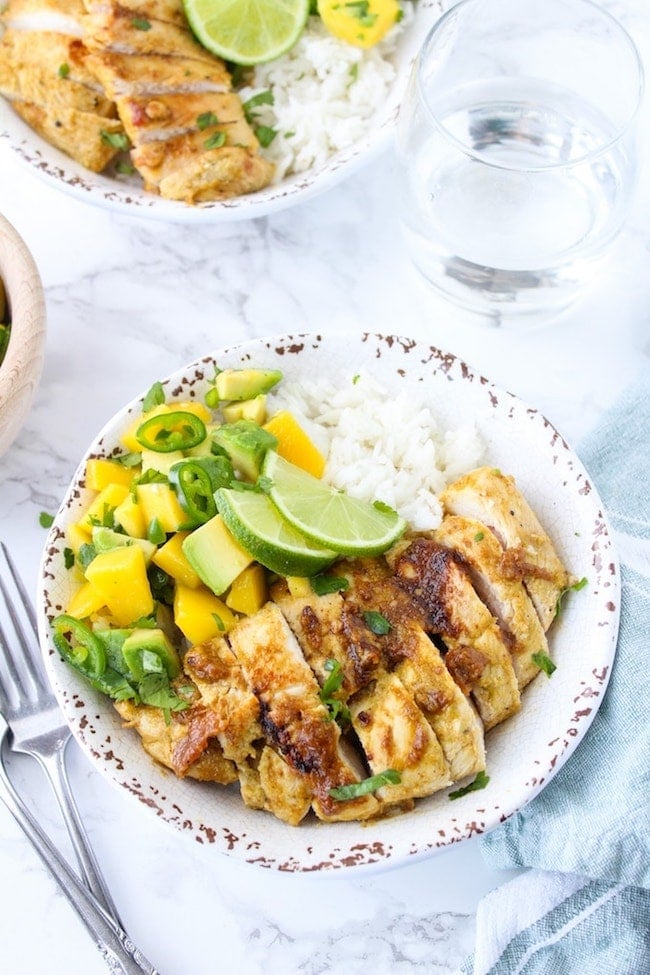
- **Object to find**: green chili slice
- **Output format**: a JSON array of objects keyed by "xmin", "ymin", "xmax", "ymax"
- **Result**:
[
  {"xmin": 135, "ymin": 410, "xmax": 206, "ymax": 453},
  {"xmin": 52, "ymin": 614, "xmax": 106, "ymax": 675},
  {"xmin": 169, "ymin": 456, "xmax": 234, "ymax": 527}
]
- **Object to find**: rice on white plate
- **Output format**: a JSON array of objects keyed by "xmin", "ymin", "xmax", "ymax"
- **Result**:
[
  {"xmin": 270, "ymin": 373, "xmax": 485, "ymax": 531},
  {"xmin": 239, "ymin": 6, "xmax": 415, "ymax": 182}
]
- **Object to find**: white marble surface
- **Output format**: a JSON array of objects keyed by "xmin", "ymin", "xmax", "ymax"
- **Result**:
[{"xmin": 0, "ymin": 1, "xmax": 649, "ymax": 972}]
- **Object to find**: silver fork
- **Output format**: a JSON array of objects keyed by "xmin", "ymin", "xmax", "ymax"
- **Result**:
[{"xmin": 0, "ymin": 541, "xmax": 123, "ymax": 921}]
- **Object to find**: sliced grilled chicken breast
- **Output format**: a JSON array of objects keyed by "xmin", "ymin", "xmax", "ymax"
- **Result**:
[
  {"xmin": 86, "ymin": 51, "xmax": 230, "ymax": 99},
  {"xmin": 440, "ymin": 467, "xmax": 571, "ymax": 630},
  {"xmin": 341, "ymin": 557, "xmax": 485, "ymax": 780},
  {"xmin": 272, "ymin": 581, "xmax": 383, "ymax": 696},
  {"xmin": 114, "ymin": 699, "xmax": 238, "ymax": 784},
  {"xmin": 434, "ymin": 515, "xmax": 549, "ymax": 688},
  {"xmin": 2, "ymin": 0, "xmax": 86, "ymax": 33},
  {"xmin": 389, "ymin": 538, "xmax": 521, "ymax": 730},
  {"xmin": 82, "ymin": 1, "xmax": 217, "ymax": 61},
  {"xmin": 350, "ymin": 671, "xmax": 451, "ymax": 802},
  {"xmin": 228, "ymin": 603, "xmax": 380, "ymax": 823},
  {"xmin": 183, "ymin": 636, "xmax": 311, "ymax": 825}
]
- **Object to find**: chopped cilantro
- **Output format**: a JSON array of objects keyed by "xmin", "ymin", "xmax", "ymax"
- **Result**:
[
  {"xmin": 146, "ymin": 517, "xmax": 166, "ymax": 545},
  {"xmin": 531, "ymin": 651, "xmax": 557, "ymax": 677},
  {"xmin": 101, "ymin": 130, "xmax": 130, "ymax": 151},
  {"xmin": 204, "ymin": 131, "xmax": 226, "ymax": 150},
  {"xmin": 39, "ymin": 512, "xmax": 54, "ymax": 528},
  {"xmin": 311, "ymin": 575, "xmax": 349, "ymax": 596},
  {"xmin": 142, "ymin": 380, "xmax": 165, "ymax": 412},
  {"xmin": 197, "ymin": 111, "xmax": 219, "ymax": 130},
  {"xmin": 58, "ymin": 63, "xmax": 70, "ymax": 78},
  {"xmin": 555, "ymin": 576, "xmax": 588, "ymax": 618},
  {"xmin": 363, "ymin": 610, "xmax": 391, "ymax": 635},
  {"xmin": 449, "ymin": 770, "xmax": 490, "ymax": 800},
  {"xmin": 131, "ymin": 16, "xmax": 151, "ymax": 29},
  {"xmin": 329, "ymin": 769, "xmax": 401, "ymax": 800},
  {"xmin": 63, "ymin": 547, "xmax": 75, "ymax": 570},
  {"xmin": 254, "ymin": 125, "xmax": 277, "ymax": 148}
]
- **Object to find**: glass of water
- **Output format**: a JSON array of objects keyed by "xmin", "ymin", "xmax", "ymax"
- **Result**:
[{"xmin": 396, "ymin": 0, "xmax": 644, "ymax": 321}]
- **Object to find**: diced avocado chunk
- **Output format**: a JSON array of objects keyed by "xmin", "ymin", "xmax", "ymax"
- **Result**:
[
  {"xmin": 215, "ymin": 368, "xmax": 282, "ymax": 402},
  {"xmin": 121, "ymin": 627, "xmax": 181, "ymax": 680},
  {"xmin": 212, "ymin": 420, "xmax": 278, "ymax": 481},
  {"xmin": 182, "ymin": 515, "xmax": 253, "ymax": 595},
  {"xmin": 222, "ymin": 394, "xmax": 267, "ymax": 425},
  {"xmin": 91, "ymin": 527, "xmax": 157, "ymax": 564}
]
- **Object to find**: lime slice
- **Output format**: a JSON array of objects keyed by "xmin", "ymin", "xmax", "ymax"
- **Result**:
[
  {"xmin": 183, "ymin": 0, "xmax": 310, "ymax": 66},
  {"xmin": 215, "ymin": 487, "xmax": 337, "ymax": 576},
  {"xmin": 262, "ymin": 452, "xmax": 407, "ymax": 556}
]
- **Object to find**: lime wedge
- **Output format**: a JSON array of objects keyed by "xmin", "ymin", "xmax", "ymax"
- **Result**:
[
  {"xmin": 215, "ymin": 487, "xmax": 337, "ymax": 576},
  {"xmin": 183, "ymin": 0, "xmax": 310, "ymax": 66},
  {"xmin": 262, "ymin": 452, "xmax": 407, "ymax": 556}
]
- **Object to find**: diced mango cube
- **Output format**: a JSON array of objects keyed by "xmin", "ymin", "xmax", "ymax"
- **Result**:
[
  {"xmin": 173, "ymin": 584, "xmax": 238, "ymax": 644},
  {"xmin": 120, "ymin": 404, "xmax": 170, "ymax": 452},
  {"xmin": 113, "ymin": 494, "xmax": 147, "ymax": 539},
  {"xmin": 175, "ymin": 400, "xmax": 212, "ymax": 423},
  {"xmin": 263, "ymin": 410, "xmax": 326, "ymax": 478},
  {"xmin": 85, "ymin": 545, "xmax": 153, "ymax": 626},
  {"xmin": 85, "ymin": 458, "xmax": 135, "ymax": 492},
  {"xmin": 317, "ymin": 0, "xmax": 400, "ymax": 49},
  {"xmin": 66, "ymin": 581, "xmax": 106, "ymax": 619},
  {"xmin": 286, "ymin": 576, "xmax": 312, "ymax": 598},
  {"xmin": 226, "ymin": 564, "xmax": 268, "ymax": 615},
  {"xmin": 79, "ymin": 483, "xmax": 131, "ymax": 533},
  {"xmin": 136, "ymin": 482, "xmax": 187, "ymax": 533},
  {"xmin": 67, "ymin": 521, "xmax": 92, "ymax": 552},
  {"xmin": 152, "ymin": 532, "xmax": 201, "ymax": 588}
]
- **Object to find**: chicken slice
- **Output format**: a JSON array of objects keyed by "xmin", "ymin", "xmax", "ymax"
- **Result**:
[
  {"xmin": 1, "ymin": 0, "xmax": 86, "ymax": 34},
  {"xmin": 114, "ymin": 699, "xmax": 237, "ymax": 784},
  {"xmin": 11, "ymin": 99, "xmax": 124, "ymax": 171},
  {"xmin": 86, "ymin": 0, "xmax": 189, "ymax": 28},
  {"xmin": 390, "ymin": 538, "xmax": 521, "ymax": 730},
  {"xmin": 341, "ymin": 557, "xmax": 485, "ymax": 780},
  {"xmin": 183, "ymin": 635, "xmax": 311, "ymax": 825},
  {"xmin": 272, "ymin": 580, "xmax": 383, "ymax": 697},
  {"xmin": 0, "ymin": 31, "xmax": 114, "ymax": 117},
  {"xmin": 116, "ymin": 91, "xmax": 253, "ymax": 146},
  {"xmin": 227, "ymin": 603, "xmax": 380, "ymax": 823},
  {"xmin": 258, "ymin": 747, "xmax": 312, "ymax": 827},
  {"xmin": 434, "ymin": 515, "xmax": 549, "ymax": 688},
  {"xmin": 350, "ymin": 672, "xmax": 451, "ymax": 803},
  {"xmin": 83, "ymin": 3, "xmax": 218, "ymax": 62},
  {"xmin": 441, "ymin": 467, "xmax": 571, "ymax": 631},
  {"xmin": 86, "ymin": 51, "xmax": 230, "ymax": 98}
]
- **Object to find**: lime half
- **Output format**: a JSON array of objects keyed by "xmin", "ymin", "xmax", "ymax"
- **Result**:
[
  {"xmin": 184, "ymin": 0, "xmax": 310, "ymax": 66},
  {"xmin": 262, "ymin": 452, "xmax": 407, "ymax": 556},
  {"xmin": 215, "ymin": 487, "xmax": 337, "ymax": 576}
]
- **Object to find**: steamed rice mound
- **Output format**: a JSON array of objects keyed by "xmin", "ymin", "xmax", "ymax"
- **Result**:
[
  {"xmin": 271, "ymin": 374, "xmax": 484, "ymax": 531},
  {"xmin": 238, "ymin": 11, "xmax": 413, "ymax": 182}
]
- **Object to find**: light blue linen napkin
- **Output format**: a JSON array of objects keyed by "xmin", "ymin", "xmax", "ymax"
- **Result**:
[{"xmin": 461, "ymin": 368, "xmax": 650, "ymax": 975}]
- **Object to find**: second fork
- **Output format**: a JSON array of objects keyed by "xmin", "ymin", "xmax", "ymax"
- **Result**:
[{"xmin": 0, "ymin": 541, "xmax": 123, "ymax": 925}]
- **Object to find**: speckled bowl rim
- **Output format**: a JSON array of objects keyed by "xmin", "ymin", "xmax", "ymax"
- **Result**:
[
  {"xmin": 0, "ymin": 2, "xmax": 442, "ymax": 224},
  {"xmin": 37, "ymin": 332, "xmax": 620, "ymax": 874}
]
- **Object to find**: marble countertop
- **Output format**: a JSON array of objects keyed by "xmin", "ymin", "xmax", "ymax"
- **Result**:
[{"xmin": 0, "ymin": 2, "xmax": 649, "ymax": 971}]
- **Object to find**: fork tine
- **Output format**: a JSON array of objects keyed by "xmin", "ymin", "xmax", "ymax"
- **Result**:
[
  {"xmin": 1, "ymin": 543, "xmax": 38, "ymax": 632},
  {"xmin": 0, "ymin": 548, "xmax": 45, "ymax": 700},
  {"xmin": 0, "ymin": 615, "xmax": 23, "ymax": 710}
]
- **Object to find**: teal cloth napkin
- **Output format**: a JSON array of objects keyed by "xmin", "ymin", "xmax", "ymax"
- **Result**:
[{"xmin": 462, "ymin": 368, "xmax": 650, "ymax": 975}]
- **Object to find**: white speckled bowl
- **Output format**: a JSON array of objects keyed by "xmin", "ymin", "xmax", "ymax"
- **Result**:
[
  {"xmin": 0, "ymin": 213, "xmax": 46, "ymax": 458},
  {"xmin": 38, "ymin": 333, "xmax": 619, "ymax": 873},
  {"xmin": 0, "ymin": 3, "xmax": 442, "ymax": 223}
]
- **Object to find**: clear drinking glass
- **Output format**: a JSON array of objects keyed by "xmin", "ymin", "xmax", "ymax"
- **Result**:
[{"xmin": 395, "ymin": 0, "xmax": 644, "ymax": 322}]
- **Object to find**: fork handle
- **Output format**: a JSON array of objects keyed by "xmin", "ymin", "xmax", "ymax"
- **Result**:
[
  {"xmin": 0, "ymin": 762, "xmax": 159, "ymax": 975},
  {"xmin": 35, "ymin": 740, "xmax": 124, "ymax": 926}
]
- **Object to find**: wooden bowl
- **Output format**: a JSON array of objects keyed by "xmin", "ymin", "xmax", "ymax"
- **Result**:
[{"xmin": 0, "ymin": 213, "xmax": 46, "ymax": 457}]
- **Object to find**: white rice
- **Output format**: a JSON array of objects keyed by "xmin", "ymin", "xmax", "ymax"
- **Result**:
[
  {"xmin": 238, "ymin": 9, "xmax": 413, "ymax": 182},
  {"xmin": 270, "ymin": 374, "xmax": 485, "ymax": 532}
]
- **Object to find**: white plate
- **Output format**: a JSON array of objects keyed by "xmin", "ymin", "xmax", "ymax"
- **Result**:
[
  {"xmin": 38, "ymin": 332, "xmax": 620, "ymax": 873},
  {"xmin": 0, "ymin": 3, "xmax": 440, "ymax": 223}
]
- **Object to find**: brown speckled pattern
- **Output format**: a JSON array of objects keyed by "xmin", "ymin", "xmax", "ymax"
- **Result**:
[
  {"xmin": 37, "ymin": 332, "xmax": 620, "ymax": 873},
  {"xmin": 0, "ymin": 2, "xmax": 442, "ymax": 224}
]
